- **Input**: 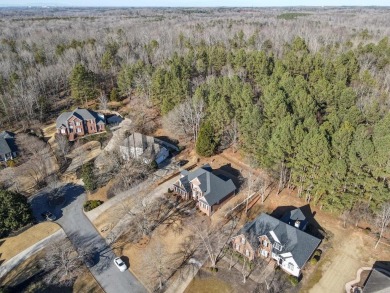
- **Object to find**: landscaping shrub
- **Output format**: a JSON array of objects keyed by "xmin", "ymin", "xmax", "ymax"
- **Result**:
[
  {"xmin": 6, "ymin": 160, "xmax": 15, "ymax": 167},
  {"xmin": 288, "ymin": 275, "xmax": 299, "ymax": 286},
  {"xmin": 83, "ymin": 200, "xmax": 103, "ymax": 211},
  {"xmin": 310, "ymin": 257, "xmax": 318, "ymax": 265}
]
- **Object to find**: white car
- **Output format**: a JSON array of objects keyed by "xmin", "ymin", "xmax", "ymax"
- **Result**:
[{"xmin": 114, "ymin": 257, "xmax": 127, "ymax": 272}]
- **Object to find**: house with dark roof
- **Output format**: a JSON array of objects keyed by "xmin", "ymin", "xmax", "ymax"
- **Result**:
[
  {"xmin": 56, "ymin": 108, "xmax": 106, "ymax": 141},
  {"xmin": 363, "ymin": 268, "xmax": 390, "ymax": 293},
  {"xmin": 173, "ymin": 164, "xmax": 236, "ymax": 216},
  {"xmin": 232, "ymin": 208, "xmax": 321, "ymax": 277},
  {"xmin": 0, "ymin": 131, "xmax": 18, "ymax": 164},
  {"xmin": 120, "ymin": 132, "xmax": 169, "ymax": 165}
]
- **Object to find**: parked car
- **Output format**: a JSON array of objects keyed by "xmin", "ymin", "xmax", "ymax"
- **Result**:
[
  {"xmin": 177, "ymin": 160, "xmax": 188, "ymax": 167},
  {"xmin": 41, "ymin": 211, "xmax": 56, "ymax": 221},
  {"xmin": 114, "ymin": 257, "xmax": 127, "ymax": 272}
]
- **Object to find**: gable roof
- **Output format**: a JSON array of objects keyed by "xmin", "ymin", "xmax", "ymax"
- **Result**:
[
  {"xmin": 364, "ymin": 268, "xmax": 390, "ymax": 293},
  {"xmin": 179, "ymin": 164, "xmax": 236, "ymax": 206},
  {"xmin": 240, "ymin": 213, "xmax": 321, "ymax": 268},
  {"xmin": 56, "ymin": 108, "xmax": 104, "ymax": 128},
  {"xmin": 0, "ymin": 131, "xmax": 17, "ymax": 155}
]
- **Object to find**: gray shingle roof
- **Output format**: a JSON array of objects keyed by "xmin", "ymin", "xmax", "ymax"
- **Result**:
[
  {"xmin": 0, "ymin": 131, "xmax": 17, "ymax": 155},
  {"xmin": 364, "ymin": 269, "xmax": 390, "ymax": 293},
  {"xmin": 56, "ymin": 108, "xmax": 104, "ymax": 128},
  {"xmin": 121, "ymin": 133, "xmax": 163, "ymax": 158},
  {"xmin": 179, "ymin": 164, "xmax": 236, "ymax": 206},
  {"xmin": 281, "ymin": 208, "xmax": 308, "ymax": 230},
  {"xmin": 240, "ymin": 213, "xmax": 321, "ymax": 268}
]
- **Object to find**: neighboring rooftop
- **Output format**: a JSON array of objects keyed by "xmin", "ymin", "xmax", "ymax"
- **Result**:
[
  {"xmin": 0, "ymin": 131, "xmax": 17, "ymax": 155},
  {"xmin": 179, "ymin": 164, "xmax": 236, "ymax": 206},
  {"xmin": 56, "ymin": 108, "xmax": 105, "ymax": 128},
  {"xmin": 121, "ymin": 132, "xmax": 164, "ymax": 158},
  {"xmin": 364, "ymin": 268, "xmax": 390, "ymax": 293},
  {"xmin": 241, "ymin": 212, "xmax": 321, "ymax": 268}
]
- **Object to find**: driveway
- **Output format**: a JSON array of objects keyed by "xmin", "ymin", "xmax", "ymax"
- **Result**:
[{"xmin": 30, "ymin": 184, "xmax": 146, "ymax": 293}]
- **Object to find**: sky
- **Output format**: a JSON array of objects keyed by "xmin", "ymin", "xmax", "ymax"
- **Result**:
[{"xmin": 1, "ymin": 0, "xmax": 390, "ymax": 7}]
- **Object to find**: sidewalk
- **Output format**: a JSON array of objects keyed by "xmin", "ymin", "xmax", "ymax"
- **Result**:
[{"xmin": 0, "ymin": 229, "xmax": 66, "ymax": 279}]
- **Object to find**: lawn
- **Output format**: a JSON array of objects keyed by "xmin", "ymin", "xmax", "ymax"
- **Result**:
[
  {"xmin": 1, "ymin": 249, "xmax": 103, "ymax": 293},
  {"xmin": 0, "ymin": 222, "xmax": 60, "ymax": 263},
  {"xmin": 184, "ymin": 260, "xmax": 258, "ymax": 293}
]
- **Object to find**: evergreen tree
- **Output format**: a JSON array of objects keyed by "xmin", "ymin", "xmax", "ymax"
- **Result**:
[
  {"xmin": 69, "ymin": 64, "xmax": 97, "ymax": 105},
  {"xmin": 0, "ymin": 188, "xmax": 32, "ymax": 237},
  {"xmin": 196, "ymin": 121, "xmax": 217, "ymax": 157}
]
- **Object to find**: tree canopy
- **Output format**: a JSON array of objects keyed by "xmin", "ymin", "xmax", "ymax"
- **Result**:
[{"xmin": 0, "ymin": 188, "xmax": 33, "ymax": 237}]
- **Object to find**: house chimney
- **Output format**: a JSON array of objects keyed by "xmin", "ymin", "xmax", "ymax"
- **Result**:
[{"xmin": 294, "ymin": 220, "xmax": 300, "ymax": 228}]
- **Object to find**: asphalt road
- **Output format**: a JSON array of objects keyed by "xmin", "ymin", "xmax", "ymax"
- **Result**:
[{"xmin": 30, "ymin": 184, "xmax": 146, "ymax": 293}]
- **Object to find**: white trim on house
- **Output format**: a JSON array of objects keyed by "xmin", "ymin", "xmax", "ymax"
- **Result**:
[{"xmin": 269, "ymin": 231, "xmax": 280, "ymax": 243}]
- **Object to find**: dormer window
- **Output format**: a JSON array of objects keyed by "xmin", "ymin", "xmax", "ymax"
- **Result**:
[
  {"xmin": 241, "ymin": 237, "xmax": 246, "ymax": 244},
  {"xmin": 263, "ymin": 240, "xmax": 268, "ymax": 247},
  {"xmin": 273, "ymin": 242, "xmax": 282, "ymax": 251}
]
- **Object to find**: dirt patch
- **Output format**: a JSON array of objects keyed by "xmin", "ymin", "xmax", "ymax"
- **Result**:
[{"xmin": 0, "ymin": 222, "xmax": 60, "ymax": 263}]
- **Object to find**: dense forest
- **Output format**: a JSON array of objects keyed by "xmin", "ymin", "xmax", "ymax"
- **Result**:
[{"xmin": 0, "ymin": 7, "xmax": 389, "ymax": 213}]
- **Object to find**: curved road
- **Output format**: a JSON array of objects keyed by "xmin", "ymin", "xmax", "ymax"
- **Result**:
[{"xmin": 30, "ymin": 184, "xmax": 146, "ymax": 293}]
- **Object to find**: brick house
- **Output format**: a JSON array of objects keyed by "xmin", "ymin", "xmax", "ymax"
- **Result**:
[
  {"xmin": 56, "ymin": 108, "xmax": 106, "ymax": 141},
  {"xmin": 173, "ymin": 164, "xmax": 236, "ymax": 216},
  {"xmin": 0, "ymin": 131, "xmax": 17, "ymax": 165},
  {"xmin": 232, "ymin": 208, "xmax": 321, "ymax": 277}
]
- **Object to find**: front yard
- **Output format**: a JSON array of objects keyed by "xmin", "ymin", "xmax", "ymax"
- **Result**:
[{"xmin": 0, "ymin": 222, "xmax": 60, "ymax": 263}]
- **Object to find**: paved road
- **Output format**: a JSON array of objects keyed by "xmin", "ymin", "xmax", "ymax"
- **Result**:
[{"xmin": 30, "ymin": 184, "xmax": 146, "ymax": 293}]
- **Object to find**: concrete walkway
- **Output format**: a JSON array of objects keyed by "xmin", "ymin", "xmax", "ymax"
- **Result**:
[
  {"xmin": 0, "ymin": 229, "xmax": 66, "ymax": 279},
  {"xmin": 345, "ymin": 267, "xmax": 372, "ymax": 293}
]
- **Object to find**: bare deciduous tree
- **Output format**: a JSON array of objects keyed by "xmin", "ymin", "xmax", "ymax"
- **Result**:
[
  {"xmin": 98, "ymin": 93, "xmax": 108, "ymax": 110},
  {"xmin": 375, "ymin": 202, "xmax": 390, "ymax": 249},
  {"xmin": 144, "ymin": 242, "xmax": 172, "ymax": 291},
  {"xmin": 16, "ymin": 133, "xmax": 52, "ymax": 188},
  {"xmin": 163, "ymin": 97, "xmax": 205, "ymax": 142},
  {"xmin": 42, "ymin": 239, "xmax": 87, "ymax": 286},
  {"xmin": 56, "ymin": 134, "xmax": 70, "ymax": 158}
]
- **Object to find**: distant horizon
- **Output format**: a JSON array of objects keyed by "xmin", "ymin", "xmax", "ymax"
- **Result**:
[{"xmin": 1, "ymin": 0, "xmax": 390, "ymax": 8}]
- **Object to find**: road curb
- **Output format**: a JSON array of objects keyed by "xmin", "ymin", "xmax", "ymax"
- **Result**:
[{"xmin": 82, "ymin": 208, "xmax": 149, "ymax": 292}]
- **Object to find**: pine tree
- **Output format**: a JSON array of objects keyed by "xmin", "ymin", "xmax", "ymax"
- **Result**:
[{"xmin": 196, "ymin": 121, "xmax": 217, "ymax": 157}]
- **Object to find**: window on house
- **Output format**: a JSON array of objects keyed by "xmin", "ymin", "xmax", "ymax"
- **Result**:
[
  {"xmin": 235, "ymin": 244, "xmax": 240, "ymax": 251},
  {"xmin": 241, "ymin": 237, "xmax": 246, "ymax": 244},
  {"xmin": 263, "ymin": 240, "xmax": 268, "ymax": 247},
  {"xmin": 76, "ymin": 122, "xmax": 80, "ymax": 126},
  {"xmin": 288, "ymin": 263, "xmax": 294, "ymax": 271},
  {"xmin": 77, "ymin": 128, "xmax": 82, "ymax": 133},
  {"xmin": 274, "ymin": 243, "xmax": 282, "ymax": 251},
  {"xmin": 61, "ymin": 129, "xmax": 66, "ymax": 134},
  {"xmin": 245, "ymin": 249, "xmax": 250, "ymax": 257},
  {"xmin": 261, "ymin": 250, "xmax": 268, "ymax": 257}
]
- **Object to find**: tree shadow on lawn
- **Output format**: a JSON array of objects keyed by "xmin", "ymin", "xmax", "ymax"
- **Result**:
[{"xmin": 30, "ymin": 183, "xmax": 85, "ymax": 222}]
